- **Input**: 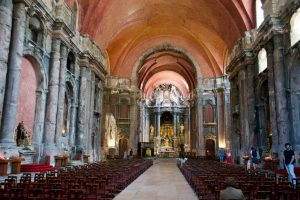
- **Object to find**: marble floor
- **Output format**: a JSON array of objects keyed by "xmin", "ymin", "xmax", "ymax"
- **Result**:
[{"xmin": 114, "ymin": 159, "xmax": 198, "ymax": 200}]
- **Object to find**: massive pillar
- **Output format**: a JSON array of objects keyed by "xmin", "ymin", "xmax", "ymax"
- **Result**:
[
  {"xmin": 97, "ymin": 81, "xmax": 104, "ymax": 161},
  {"xmin": 145, "ymin": 110, "xmax": 150, "ymax": 142},
  {"xmin": 0, "ymin": 0, "xmax": 13, "ymax": 130},
  {"xmin": 246, "ymin": 60, "xmax": 256, "ymax": 148},
  {"xmin": 1, "ymin": 1, "xmax": 27, "ymax": 146},
  {"xmin": 129, "ymin": 93, "xmax": 138, "ymax": 153},
  {"xmin": 173, "ymin": 111, "xmax": 177, "ymax": 137},
  {"xmin": 196, "ymin": 89, "xmax": 205, "ymax": 156},
  {"xmin": 273, "ymin": 35, "xmax": 290, "ymax": 158},
  {"xmin": 77, "ymin": 62, "xmax": 88, "ymax": 149},
  {"xmin": 87, "ymin": 71, "xmax": 95, "ymax": 157},
  {"xmin": 156, "ymin": 110, "xmax": 161, "ymax": 137},
  {"xmin": 43, "ymin": 38, "xmax": 61, "ymax": 156},
  {"xmin": 266, "ymin": 42, "xmax": 279, "ymax": 153},
  {"xmin": 238, "ymin": 68, "xmax": 250, "ymax": 159},
  {"xmin": 224, "ymin": 87, "xmax": 232, "ymax": 150},
  {"xmin": 32, "ymin": 90, "xmax": 47, "ymax": 160},
  {"xmin": 216, "ymin": 89, "xmax": 225, "ymax": 148},
  {"xmin": 55, "ymin": 44, "xmax": 68, "ymax": 144}
]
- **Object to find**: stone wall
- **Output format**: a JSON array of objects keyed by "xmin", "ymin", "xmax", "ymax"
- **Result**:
[
  {"xmin": 0, "ymin": 0, "xmax": 107, "ymax": 164},
  {"xmin": 227, "ymin": 0, "xmax": 300, "ymax": 166}
]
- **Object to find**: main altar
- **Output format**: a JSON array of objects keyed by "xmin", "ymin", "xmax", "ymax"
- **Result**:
[{"xmin": 140, "ymin": 83, "xmax": 191, "ymax": 157}]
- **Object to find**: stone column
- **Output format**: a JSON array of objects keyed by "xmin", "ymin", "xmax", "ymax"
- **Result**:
[
  {"xmin": 68, "ymin": 104, "xmax": 77, "ymax": 147},
  {"xmin": 32, "ymin": 90, "xmax": 47, "ymax": 161},
  {"xmin": 145, "ymin": 110, "xmax": 150, "ymax": 142},
  {"xmin": 224, "ymin": 87, "xmax": 231, "ymax": 150},
  {"xmin": 238, "ymin": 69, "xmax": 250, "ymax": 156},
  {"xmin": 173, "ymin": 111, "xmax": 177, "ymax": 136},
  {"xmin": 139, "ymin": 100, "xmax": 145, "ymax": 142},
  {"xmin": 0, "ymin": 0, "xmax": 13, "ymax": 130},
  {"xmin": 97, "ymin": 81, "xmax": 104, "ymax": 160},
  {"xmin": 273, "ymin": 35, "xmax": 290, "ymax": 157},
  {"xmin": 129, "ymin": 93, "xmax": 138, "ymax": 153},
  {"xmin": 156, "ymin": 111, "xmax": 161, "ymax": 137},
  {"xmin": 184, "ymin": 110, "xmax": 190, "ymax": 149},
  {"xmin": 83, "ymin": 69, "xmax": 91, "ymax": 152},
  {"xmin": 0, "ymin": 1, "xmax": 27, "ymax": 146},
  {"xmin": 266, "ymin": 43, "xmax": 279, "ymax": 153},
  {"xmin": 216, "ymin": 89, "xmax": 225, "ymax": 148},
  {"xmin": 196, "ymin": 89, "xmax": 205, "ymax": 156},
  {"xmin": 88, "ymin": 71, "xmax": 95, "ymax": 156},
  {"xmin": 55, "ymin": 44, "xmax": 68, "ymax": 144},
  {"xmin": 246, "ymin": 60, "xmax": 256, "ymax": 148},
  {"xmin": 43, "ymin": 38, "xmax": 61, "ymax": 155},
  {"xmin": 77, "ymin": 64, "xmax": 88, "ymax": 149}
]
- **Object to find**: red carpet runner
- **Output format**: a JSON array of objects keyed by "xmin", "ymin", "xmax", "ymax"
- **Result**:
[{"xmin": 21, "ymin": 164, "xmax": 58, "ymax": 172}]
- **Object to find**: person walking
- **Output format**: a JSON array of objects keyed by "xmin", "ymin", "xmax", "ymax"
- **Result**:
[
  {"xmin": 284, "ymin": 143, "xmax": 296, "ymax": 187},
  {"xmin": 250, "ymin": 147, "xmax": 258, "ymax": 170}
]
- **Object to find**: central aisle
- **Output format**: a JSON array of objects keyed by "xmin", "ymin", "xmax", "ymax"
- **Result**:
[{"xmin": 114, "ymin": 159, "xmax": 198, "ymax": 200}]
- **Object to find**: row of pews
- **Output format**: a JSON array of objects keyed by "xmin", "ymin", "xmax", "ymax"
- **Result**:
[
  {"xmin": 179, "ymin": 159, "xmax": 300, "ymax": 200},
  {"xmin": 0, "ymin": 158, "xmax": 153, "ymax": 199}
]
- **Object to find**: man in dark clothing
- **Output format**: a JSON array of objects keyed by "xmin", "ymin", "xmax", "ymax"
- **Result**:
[{"xmin": 284, "ymin": 143, "xmax": 296, "ymax": 186}]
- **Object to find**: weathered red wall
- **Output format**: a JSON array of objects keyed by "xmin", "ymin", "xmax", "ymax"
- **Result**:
[{"xmin": 16, "ymin": 58, "xmax": 37, "ymax": 132}]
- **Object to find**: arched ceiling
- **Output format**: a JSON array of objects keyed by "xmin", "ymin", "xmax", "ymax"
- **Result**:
[{"xmin": 77, "ymin": 0, "xmax": 256, "ymax": 94}]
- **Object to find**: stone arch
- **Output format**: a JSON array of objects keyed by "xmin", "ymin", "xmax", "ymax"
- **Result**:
[
  {"xmin": 205, "ymin": 133, "xmax": 217, "ymax": 158},
  {"xmin": 131, "ymin": 44, "xmax": 202, "ymax": 88},
  {"xmin": 290, "ymin": 8, "xmax": 300, "ymax": 46},
  {"xmin": 18, "ymin": 54, "xmax": 48, "ymax": 147},
  {"xmin": 256, "ymin": 78, "xmax": 270, "ymax": 152}
]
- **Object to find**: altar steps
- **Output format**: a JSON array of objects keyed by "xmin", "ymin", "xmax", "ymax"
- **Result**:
[{"xmin": 20, "ymin": 164, "xmax": 58, "ymax": 172}]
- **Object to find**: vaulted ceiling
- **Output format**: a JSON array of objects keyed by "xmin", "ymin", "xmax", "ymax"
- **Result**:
[{"xmin": 77, "ymin": 0, "xmax": 257, "ymax": 94}]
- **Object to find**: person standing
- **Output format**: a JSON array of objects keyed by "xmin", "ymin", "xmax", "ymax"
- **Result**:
[
  {"xmin": 284, "ymin": 143, "xmax": 296, "ymax": 187},
  {"xmin": 219, "ymin": 148, "xmax": 225, "ymax": 162},
  {"xmin": 251, "ymin": 147, "xmax": 258, "ymax": 170}
]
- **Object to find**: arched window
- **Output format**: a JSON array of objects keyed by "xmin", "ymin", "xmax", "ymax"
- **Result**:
[
  {"xmin": 28, "ymin": 16, "xmax": 43, "ymax": 47},
  {"xmin": 258, "ymin": 48, "xmax": 267, "ymax": 73},
  {"xmin": 66, "ymin": 52, "xmax": 75, "ymax": 74},
  {"xmin": 290, "ymin": 8, "xmax": 300, "ymax": 46},
  {"xmin": 256, "ymin": 0, "xmax": 264, "ymax": 28},
  {"xmin": 62, "ymin": 95, "xmax": 68, "ymax": 136},
  {"xmin": 204, "ymin": 104, "xmax": 214, "ymax": 123}
]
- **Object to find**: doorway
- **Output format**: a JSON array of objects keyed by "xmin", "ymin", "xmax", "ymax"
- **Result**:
[
  {"xmin": 205, "ymin": 139, "xmax": 215, "ymax": 159},
  {"xmin": 119, "ymin": 138, "xmax": 128, "ymax": 157}
]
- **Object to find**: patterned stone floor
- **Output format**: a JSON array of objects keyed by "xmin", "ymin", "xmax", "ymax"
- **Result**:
[{"xmin": 114, "ymin": 158, "xmax": 198, "ymax": 200}]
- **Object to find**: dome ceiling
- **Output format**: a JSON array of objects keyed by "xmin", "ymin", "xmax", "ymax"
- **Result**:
[{"xmin": 78, "ymin": 0, "xmax": 256, "ymax": 93}]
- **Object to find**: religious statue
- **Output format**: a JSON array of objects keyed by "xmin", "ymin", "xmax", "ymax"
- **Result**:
[
  {"xmin": 106, "ymin": 113, "xmax": 117, "ymax": 147},
  {"xmin": 24, "ymin": 131, "xmax": 32, "ymax": 146},
  {"xmin": 149, "ymin": 125, "xmax": 154, "ymax": 140},
  {"xmin": 180, "ymin": 124, "xmax": 184, "ymax": 136},
  {"xmin": 16, "ymin": 121, "xmax": 26, "ymax": 146}
]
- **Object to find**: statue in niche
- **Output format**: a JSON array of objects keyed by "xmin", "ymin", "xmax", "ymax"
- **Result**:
[
  {"xmin": 24, "ymin": 131, "xmax": 32, "ymax": 146},
  {"xmin": 149, "ymin": 124, "xmax": 155, "ymax": 140},
  {"xmin": 180, "ymin": 124, "xmax": 184, "ymax": 136},
  {"xmin": 15, "ymin": 121, "xmax": 26, "ymax": 146},
  {"xmin": 105, "ymin": 113, "xmax": 117, "ymax": 148}
]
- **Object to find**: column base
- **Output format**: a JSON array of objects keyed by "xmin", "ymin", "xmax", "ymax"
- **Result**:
[
  {"xmin": 43, "ymin": 144, "xmax": 59, "ymax": 167},
  {"xmin": 0, "ymin": 143, "xmax": 19, "ymax": 158}
]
